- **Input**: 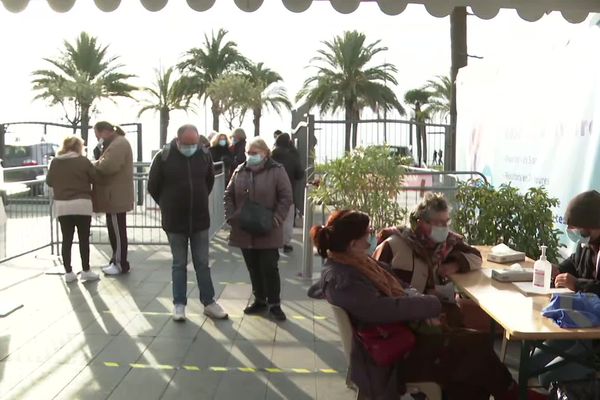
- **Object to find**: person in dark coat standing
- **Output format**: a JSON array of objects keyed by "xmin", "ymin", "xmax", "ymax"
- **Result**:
[
  {"xmin": 209, "ymin": 132, "xmax": 233, "ymax": 183},
  {"xmin": 271, "ymin": 133, "xmax": 304, "ymax": 253},
  {"xmin": 224, "ymin": 138, "xmax": 293, "ymax": 321},
  {"xmin": 148, "ymin": 124, "xmax": 228, "ymax": 322},
  {"xmin": 229, "ymin": 127, "xmax": 247, "ymax": 173}
]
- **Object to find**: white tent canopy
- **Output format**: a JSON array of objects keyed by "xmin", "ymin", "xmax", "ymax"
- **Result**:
[{"xmin": 1, "ymin": 0, "xmax": 599, "ymax": 23}]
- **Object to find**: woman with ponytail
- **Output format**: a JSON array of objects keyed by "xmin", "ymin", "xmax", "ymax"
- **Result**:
[{"xmin": 308, "ymin": 210, "xmax": 544, "ymax": 400}]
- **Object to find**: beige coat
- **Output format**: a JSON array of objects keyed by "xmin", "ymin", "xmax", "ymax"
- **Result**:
[
  {"xmin": 93, "ymin": 135, "xmax": 134, "ymax": 214},
  {"xmin": 374, "ymin": 235, "xmax": 482, "ymax": 293}
]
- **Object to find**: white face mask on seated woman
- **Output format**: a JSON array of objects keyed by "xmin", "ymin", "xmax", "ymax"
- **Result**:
[{"xmin": 418, "ymin": 210, "xmax": 451, "ymax": 243}]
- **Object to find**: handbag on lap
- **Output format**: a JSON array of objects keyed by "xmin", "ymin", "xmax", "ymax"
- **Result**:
[{"xmin": 356, "ymin": 323, "xmax": 416, "ymax": 367}]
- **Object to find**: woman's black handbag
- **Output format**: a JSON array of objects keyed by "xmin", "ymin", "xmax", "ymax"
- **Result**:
[{"xmin": 239, "ymin": 200, "xmax": 273, "ymax": 236}]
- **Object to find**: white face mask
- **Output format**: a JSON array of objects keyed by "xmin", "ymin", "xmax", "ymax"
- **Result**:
[{"xmin": 430, "ymin": 226, "xmax": 449, "ymax": 243}]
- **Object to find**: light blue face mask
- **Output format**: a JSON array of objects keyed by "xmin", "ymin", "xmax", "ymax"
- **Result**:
[
  {"xmin": 368, "ymin": 235, "xmax": 378, "ymax": 255},
  {"xmin": 567, "ymin": 228, "xmax": 591, "ymax": 245},
  {"xmin": 246, "ymin": 154, "xmax": 263, "ymax": 166},
  {"xmin": 219, "ymin": 140, "xmax": 227, "ymax": 147},
  {"xmin": 179, "ymin": 144, "xmax": 197, "ymax": 158}
]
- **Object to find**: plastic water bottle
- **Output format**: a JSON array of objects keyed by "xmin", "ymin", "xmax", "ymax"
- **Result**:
[{"xmin": 532, "ymin": 245, "xmax": 552, "ymax": 289}]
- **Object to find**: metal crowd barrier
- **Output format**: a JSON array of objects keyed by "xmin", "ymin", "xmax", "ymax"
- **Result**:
[{"xmin": 0, "ymin": 162, "xmax": 226, "ymax": 263}]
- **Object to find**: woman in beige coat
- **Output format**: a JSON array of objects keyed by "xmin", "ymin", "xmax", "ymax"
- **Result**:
[
  {"xmin": 93, "ymin": 121, "xmax": 134, "ymax": 275},
  {"xmin": 224, "ymin": 138, "xmax": 292, "ymax": 321}
]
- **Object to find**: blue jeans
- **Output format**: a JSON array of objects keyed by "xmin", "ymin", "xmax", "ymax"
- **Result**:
[{"xmin": 167, "ymin": 230, "xmax": 215, "ymax": 307}]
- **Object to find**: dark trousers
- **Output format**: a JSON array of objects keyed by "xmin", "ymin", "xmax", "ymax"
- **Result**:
[
  {"xmin": 106, "ymin": 212, "xmax": 130, "ymax": 272},
  {"xmin": 58, "ymin": 215, "xmax": 91, "ymax": 273},
  {"xmin": 241, "ymin": 248, "xmax": 281, "ymax": 305},
  {"xmin": 399, "ymin": 330, "xmax": 514, "ymax": 400}
]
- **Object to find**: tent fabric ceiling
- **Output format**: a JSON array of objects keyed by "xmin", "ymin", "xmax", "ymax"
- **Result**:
[{"xmin": 1, "ymin": 0, "xmax": 599, "ymax": 23}]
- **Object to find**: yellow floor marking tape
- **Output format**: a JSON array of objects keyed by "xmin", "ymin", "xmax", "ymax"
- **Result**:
[
  {"xmin": 101, "ymin": 362, "xmax": 339, "ymax": 374},
  {"xmin": 101, "ymin": 310, "xmax": 328, "ymax": 320}
]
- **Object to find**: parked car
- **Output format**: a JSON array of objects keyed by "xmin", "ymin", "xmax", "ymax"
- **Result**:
[{"xmin": 1, "ymin": 143, "xmax": 58, "ymax": 196}]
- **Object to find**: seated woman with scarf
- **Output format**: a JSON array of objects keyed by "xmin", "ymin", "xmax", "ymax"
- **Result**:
[
  {"xmin": 373, "ymin": 193, "xmax": 481, "ymax": 327},
  {"xmin": 308, "ymin": 210, "xmax": 545, "ymax": 400}
]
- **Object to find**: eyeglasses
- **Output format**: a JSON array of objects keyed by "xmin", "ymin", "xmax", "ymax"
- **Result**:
[{"xmin": 426, "ymin": 218, "xmax": 451, "ymax": 227}]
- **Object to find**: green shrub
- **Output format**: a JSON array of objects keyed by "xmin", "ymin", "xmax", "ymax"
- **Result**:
[
  {"xmin": 453, "ymin": 180, "xmax": 564, "ymax": 262},
  {"xmin": 310, "ymin": 146, "xmax": 408, "ymax": 231}
]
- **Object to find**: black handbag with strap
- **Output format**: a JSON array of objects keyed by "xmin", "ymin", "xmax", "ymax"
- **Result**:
[{"xmin": 239, "ymin": 172, "xmax": 273, "ymax": 236}]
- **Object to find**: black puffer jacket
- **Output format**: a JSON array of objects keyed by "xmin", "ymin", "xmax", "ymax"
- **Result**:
[
  {"xmin": 271, "ymin": 145, "xmax": 304, "ymax": 187},
  {"xmin": 559, "ymin": 242, "xmax": 600, "ymax": 294},
  {"xmin": 147, "ymin": 139, "xmax": 215, "ymax": 234}
]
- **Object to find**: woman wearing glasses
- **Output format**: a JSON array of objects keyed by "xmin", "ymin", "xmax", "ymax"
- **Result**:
[{"xmin": 373, "ymin": 193, "xmax": 482, "ymax": 327}]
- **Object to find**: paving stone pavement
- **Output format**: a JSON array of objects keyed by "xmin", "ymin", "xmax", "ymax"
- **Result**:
[{"xmin": 0, "ymin": 229, "xmax": 353, "ymax": 400}]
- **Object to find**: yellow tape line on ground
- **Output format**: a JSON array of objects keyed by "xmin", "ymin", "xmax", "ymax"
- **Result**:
[
  {"xmin": 102, "ymin": 362, "xmax": 340, "ymax": 374},
  {"xmin": 101, "ymin": 310, "xmax": 327, "ymax": 320}
]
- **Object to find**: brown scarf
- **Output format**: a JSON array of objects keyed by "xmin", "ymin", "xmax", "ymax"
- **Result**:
[{"xmin": 328, "ymin": 251, "xmax": 405, "ymax": 297}]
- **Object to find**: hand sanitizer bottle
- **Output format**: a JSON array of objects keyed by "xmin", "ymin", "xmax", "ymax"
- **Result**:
[{"xmin": 532, "ymin": 245, "xmax": 552, "ymax": 289}]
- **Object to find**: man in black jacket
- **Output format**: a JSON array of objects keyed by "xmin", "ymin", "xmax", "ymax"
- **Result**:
[
  {"xmin": 529, "ymin": 190, "xmax": 600, "ymax": 388},
  {"xmin": 148, "ymin": 124, "xmax": 227, "ymax": 322},
  {"xmin": 555, "ymin": 190, "xmax": 600, "ymax": 293}
]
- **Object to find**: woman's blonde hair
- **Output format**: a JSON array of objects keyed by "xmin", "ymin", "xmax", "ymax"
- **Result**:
[
  {"xmin": 409, "ymin": 192, "xmax": 449, "ymax": 228},
  {"xmin": 57, "ymin": 136, "xmax": 84, "ymax": 156},
  {"xmin": 247, "ymin": 137, "xmax": 271, "ymax": 157},
  {"xmin": 210, "ymin": 132, "xmax": 229, "ymax": 147}
]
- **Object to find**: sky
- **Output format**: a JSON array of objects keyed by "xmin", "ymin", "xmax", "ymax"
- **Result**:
[{"xmin": 0, "ymin": 1, "xmax": 590, "ymax": 160}]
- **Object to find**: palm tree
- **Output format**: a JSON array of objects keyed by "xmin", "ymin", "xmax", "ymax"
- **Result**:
[
  {"xmin": 404, "ymin": 89, "xmax": 432, "ymax": 167},
  {"xmin": 32, "ymin": 32, "xmax": 136, "ymax": 144},
  {"xmin": 422, "ymin": 75, "xmax": 451, "ymax": 122},
  {"xmin": 297, "ymin": 30, "xmax": 404, "ymax": 153},
  {"xmin": 245, "ymin": 62, "xmax": 291, "ymax": 137},
  {"xmin": 138, "ymin": 67, "xmax": 192, "ymax": 147},
  {"xmin": 178, "ymin": 29, "xmax": 248, "ymax": 131},
  {"xmin": 206, "ymin": 74, "xmax": 254, "ymax": 130}
]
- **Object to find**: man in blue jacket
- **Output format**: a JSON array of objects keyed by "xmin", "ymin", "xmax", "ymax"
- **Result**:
[{"xmin": 148, "ymin": 124, "xmax": 227, "ymax": 322}]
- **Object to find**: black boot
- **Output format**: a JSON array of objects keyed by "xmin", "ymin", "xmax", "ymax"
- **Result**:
[
  {"xmin": 243, "ymin": 301, "xmax": 267, "ymax": 315},
  {"xmin": 269, "ymin": 305, "xmax": 287, "ymax": 321}
]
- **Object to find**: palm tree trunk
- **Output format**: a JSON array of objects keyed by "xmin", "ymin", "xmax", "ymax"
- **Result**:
[
  {"xmin": 415, "ymin": 121, "xmax": 422, "ymax": 167},
  {"xmin": 421, "ymin": 125, "xmax": 428, "ymax": 166},
  {"xmin": 351, "ymin": 109, "xmax": 359, "ymax": 149},
  {"xmin": 211, "ymin": 101, "xmax": 220, "ymax": 131},
  {"xmin": 253, "ymin": 108, "xmax": 261, "ymax": 137},
  {"xmin": 344, "ymin": 104, "xmax": 352, "ymax": 153},
  {"xmin": 81, "ymin": 105, "xmax": 90, "ymax": 145},
  {"xmin": 159, "ymin": 108, "xmax": 170, "ymax": 147}
]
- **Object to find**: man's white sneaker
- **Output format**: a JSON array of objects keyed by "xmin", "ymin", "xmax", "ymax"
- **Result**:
[
  {"xmin": 64, "ymin": 272, "xmax": 77, "ymax": 283},
  {"xmin": 203, "ymin": 302, "xmax": 228, "ymax": 320},
  {"xmin": 173, "ymin": 304, "xmax": 186, "ymax": 321},
  {"xmin": 102, "ymin": 263, "xmax": 122, "ymax": 275},
  {"xmin": 80, "ymin": 270, "xmax": 100, "ymax": 281}
]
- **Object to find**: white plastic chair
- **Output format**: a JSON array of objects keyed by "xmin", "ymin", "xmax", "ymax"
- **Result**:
[{"xmin": 330, "ymin": 304, "xmax": 442, "ymax": 400}]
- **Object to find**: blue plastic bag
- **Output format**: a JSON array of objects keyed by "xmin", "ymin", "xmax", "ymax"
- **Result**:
[{"xmin": 542, "ymin": 292, "xmax": 600, "ymax": 328}]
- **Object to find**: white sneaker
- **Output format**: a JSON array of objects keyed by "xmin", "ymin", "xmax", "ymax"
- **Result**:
[
  {"xmin": 80, "ymin": 270, "xmax": 100, "ymax": 281},
  {"xmin": 64, "ymin": 272, "xmax": 77, "ymax": 283},
  {"xmin": 102, "ymin": 263, "xmax": 122, "ymax": 275},
  {"xmin": 173, "ymin": 304, "xmax": 186, "ymax": 321},
  {"xmin": 204, "ymin": 302, "xmax": 228, "ymax": 320}
]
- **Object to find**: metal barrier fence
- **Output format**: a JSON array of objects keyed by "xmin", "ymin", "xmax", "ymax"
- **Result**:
[
  {"xmin": 312, "ymin": 118, "xmax": 451, "ymax": 167},
  {"xmin": 0, "ymin": 162, "xmax": 226, "ymax": 263}
]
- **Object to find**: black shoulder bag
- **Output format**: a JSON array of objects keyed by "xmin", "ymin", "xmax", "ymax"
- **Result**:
[{"xmin": 239, "ymin": 171, "xmax": 274, "ymax": 236}]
